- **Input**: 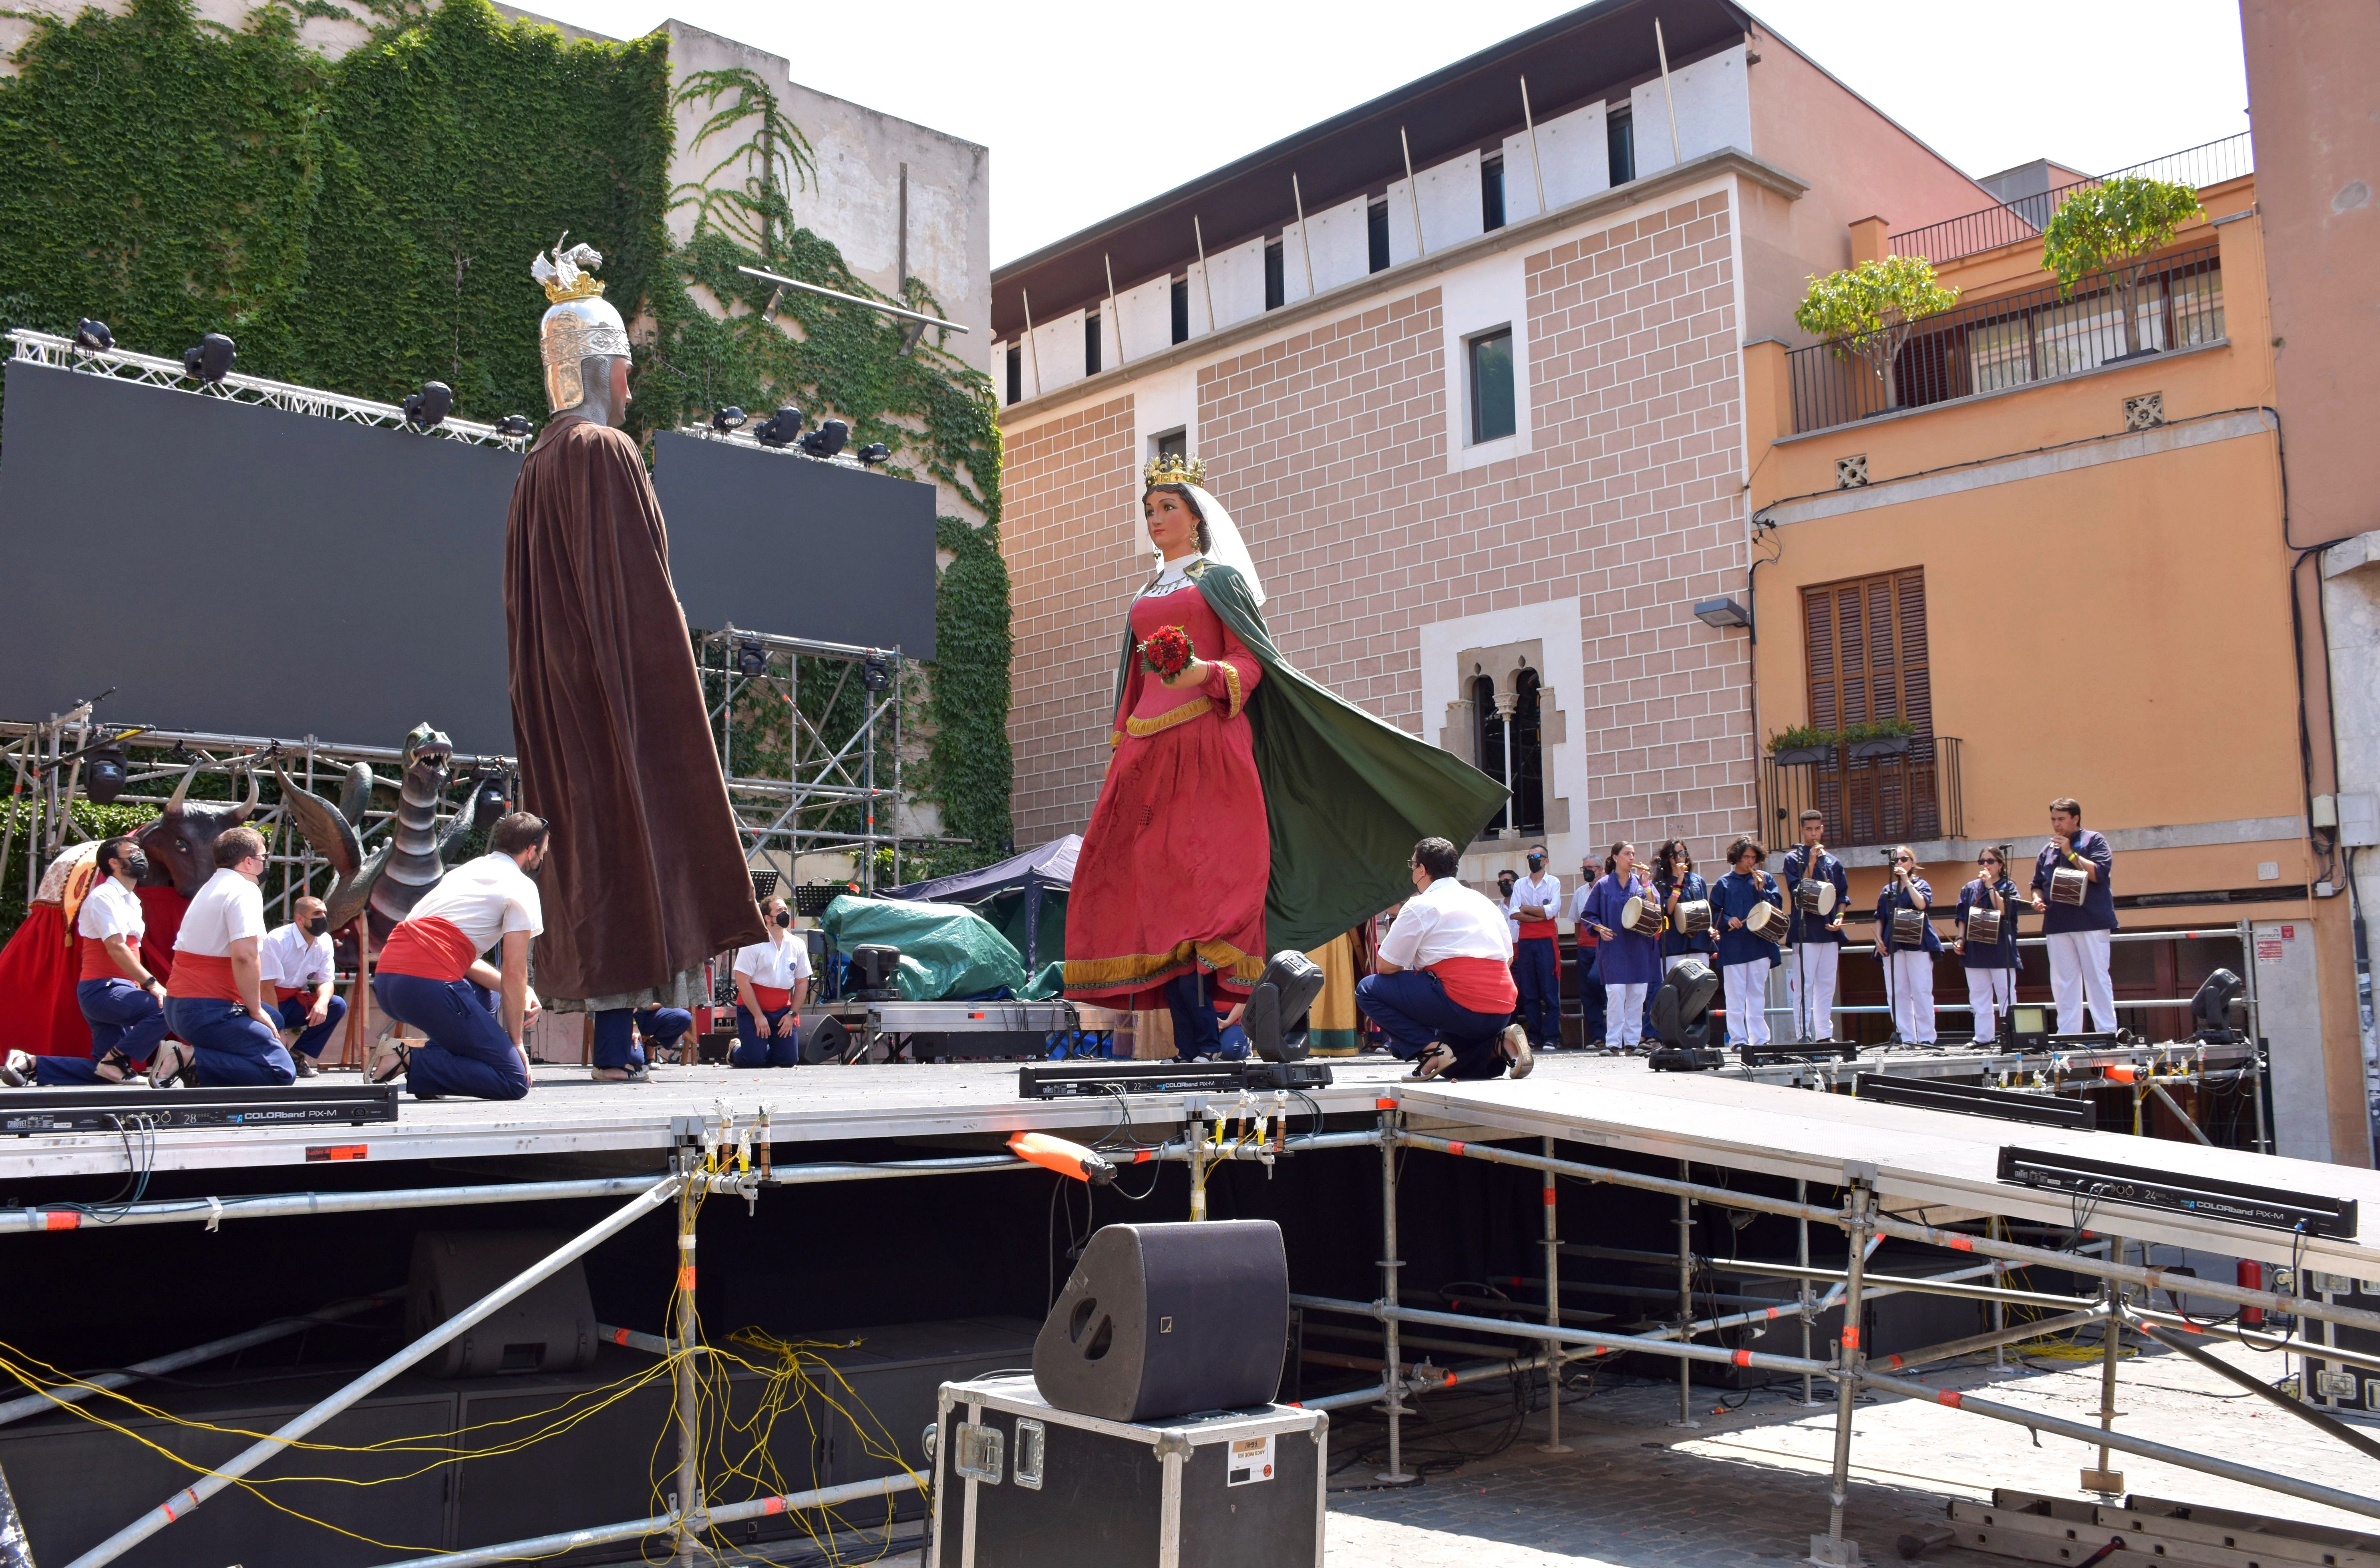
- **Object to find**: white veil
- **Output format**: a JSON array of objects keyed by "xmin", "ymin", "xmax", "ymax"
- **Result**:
[{"xmin": 1143, "ymin": 483, "xmax": 1265, "ymax": 606}]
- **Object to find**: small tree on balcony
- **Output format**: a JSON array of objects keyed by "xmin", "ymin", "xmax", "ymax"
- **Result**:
[
  {"xmin": 2042, "ymin": 175, "xmax": 2205, "ymax": 358},
  {"xmin": 1794, "ymin": 256, "xmax": 1959, "ymax": 416}
]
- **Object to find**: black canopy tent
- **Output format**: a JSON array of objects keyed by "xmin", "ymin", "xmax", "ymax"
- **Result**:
[{"xmin": 885, "ymin": 836, "xmax": 1078, "ymax": 974}]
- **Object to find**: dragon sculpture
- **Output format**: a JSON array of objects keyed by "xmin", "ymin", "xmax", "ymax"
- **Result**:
[{"xmin": 275, "ymin": 723, "xmax": 507, "ymax": 940}]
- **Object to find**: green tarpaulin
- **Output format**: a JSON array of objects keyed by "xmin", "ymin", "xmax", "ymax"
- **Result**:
[{"xmin": 820, "ymin": 895, "xmax": 1030, "ymax": 1001}]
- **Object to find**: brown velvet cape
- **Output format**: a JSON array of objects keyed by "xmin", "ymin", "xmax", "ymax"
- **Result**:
[{"xmin": 503, "ymin": 419, "xmax": 763, "ymax": 1007}]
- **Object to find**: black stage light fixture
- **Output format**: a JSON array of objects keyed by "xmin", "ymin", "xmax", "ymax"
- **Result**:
[
  {"xmin": 861, "ymin": 655, "xmax": 892, "ymax": 692},
  {"xmin": 1855, "ymin": 1072, "xmax": 2095, "ymax": 1129},
  {"xmin": 402, "ymin": 380, "xmax": 453, "ymax": 430},
  {"xmin": 1648, "ymin": 958, "xmax": 1723, "ymax": 1070},
  {"xmin": 755, "ymin": 406, "xmax": 803, "ymax": 448},
  {"xmin": 847, "ymin": 943, "xmax": 902, "ymax": 1000},
  {"xmin": 711, "ymin": 405, "xmax": 748, "ymax": 433},
  {"xmin": 84, "ymin": 746, "xmax": 129, "ymax": 805},
  {"xmin": 736, "ymin": 640, "xmax": 769, "ymax": 677},
  {"xmin": 2191, "ymin": 968, "xmax": 2247, "ymax": 1043},
  {"xmin": 182, "ymin": 332, "xmax": 237, "ymax": 384},
  {"xmin": 469, "ymin": 771, "xmax": 509, "ymax": 831},
  {"xmin": 856, "ymin": 441, "xmax": 891, "ymax": 466},
  {"xmin": 495, "ymin": 415, "xmax": 534, "ymax": 438},
  {"xmin": 74, "ymin": 318, "xmax": 113, "ymax": 352},
  {"xmin": 799, "ymin": 417, "xmax": 849, "ymax": 459},
  {"xmin": 1997, "ymin": 1145, "xmax": 2358, "ymax": 1238}
]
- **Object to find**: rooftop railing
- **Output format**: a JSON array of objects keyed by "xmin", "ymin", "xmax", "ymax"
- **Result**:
[{"xmin": 1889, "ymin": 132, "xmax": 2252, "ymax": 266}]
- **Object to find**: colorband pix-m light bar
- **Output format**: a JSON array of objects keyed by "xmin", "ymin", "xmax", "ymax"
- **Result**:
[{"xmin": 1997, "ymin": 1145, "xmax": 2357, "ymax": 1238}]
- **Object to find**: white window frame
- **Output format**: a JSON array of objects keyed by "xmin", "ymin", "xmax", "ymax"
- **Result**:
[{"xmin": 1439, "ymin": 248, "xmax": 1532, "ymax": 473}]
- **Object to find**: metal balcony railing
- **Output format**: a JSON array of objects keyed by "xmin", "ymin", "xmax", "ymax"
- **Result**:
[
  {"xmin": 1787, "ymin": 243, "xmax": 2222, "ymax": 434},
  {"xmin": 1759, "ymin": 736, "xmax": 1962, "ymax": 851},
  {"xmin": 1889, "ymin": 132, "xmax": 2252, "ymax": 265}
]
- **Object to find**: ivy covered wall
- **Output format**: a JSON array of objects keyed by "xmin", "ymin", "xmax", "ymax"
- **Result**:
[{"xmin": 0, "ymin": 0, "xmax": 1009, "ymax": 868}]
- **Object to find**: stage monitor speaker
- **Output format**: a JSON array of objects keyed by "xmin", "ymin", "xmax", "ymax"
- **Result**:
[
  {"xmin": 406, "ymin": 1232, "xmax": 598, "ymax": 1378},
  {"xmin": 804, "ymin": 1015, "xmax": 851, "ymax": 1065},
  {"xmin": 1033, "ymin": 1220, "xmax": 1287, "ymax": 1423}
]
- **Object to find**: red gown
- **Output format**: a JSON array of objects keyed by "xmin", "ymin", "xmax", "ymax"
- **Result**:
[{"xmin": 1064, "ymin": 581, "xmax": 1269, "ymax": 1008}]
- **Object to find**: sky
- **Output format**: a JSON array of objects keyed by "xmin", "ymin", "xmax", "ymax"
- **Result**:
[{"xmin": 511, "ymin": 0, "xmax": 2253, "ymax": 266}]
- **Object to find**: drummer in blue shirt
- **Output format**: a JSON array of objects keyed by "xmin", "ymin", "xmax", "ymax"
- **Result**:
[
  {"xmin": 1579, "ymin": 842, "xmax": 1661, "ymax": 1054},
  {"xmin": 1713, "ymin": 836, "xmax": 1786, "ymax": 1049},
  {"xmin": 1652, "ymin": 840, "xmax": 1714, "ymax": 974},
  {"xmin": 1953, "ymin": 847, "xmax": 2023, "ymax": 1043},
  {"xmin": 1875, "ymin": 845, "xmax": 1943, "ymax": 1045}
]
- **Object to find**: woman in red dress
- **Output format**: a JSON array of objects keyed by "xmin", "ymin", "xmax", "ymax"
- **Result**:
[{"xmin": 1062, "ymin": 460, "xmax": 1270, "ymax": 1059}]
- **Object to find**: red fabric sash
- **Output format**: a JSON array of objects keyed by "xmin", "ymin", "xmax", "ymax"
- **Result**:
[
  {"xmin": 1517, "ymin": 918, "xmax": 1557, "ymax": 942},
  {"xmin": 749, "ymin": 984, "xmax": 793, "ymax": 1012},
  {"xmin": 274, "ymin": 984, "xmax": 305, "ymax": 1005},
  {"xmin": 378, "ymin": 917, "xmax": 479, "ymax": 982},
  {"xmin": 169, "ymin": 951, "xmax": 241, "ymax": 1002},
  {"xmin": 1432, "ymin": 956, "xmax": 1517, "ymax": 1015},
  {"xmin": 78, "ymin": 935, "xmax": 128, "ymax": 983}
]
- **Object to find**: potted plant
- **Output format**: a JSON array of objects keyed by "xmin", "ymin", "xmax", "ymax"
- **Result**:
[
  {"xmin": 1843, "ymin": 717, "xmax": 1915, "ymax": 759},
  {"xmin": 2041, "ymin": 174, "xmax": 2206, "ymax": 360},
  {"xmin": 1793, "ymin": 255, "xmax": 1960, "ymax": 417},
  {"xmin": 1766, "ymin": 725, "xmax": 1833, "ymax": 767}
]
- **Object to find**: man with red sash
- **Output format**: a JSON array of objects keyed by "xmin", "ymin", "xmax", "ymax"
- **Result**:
[
  {"xmin": 3, "ymin": 836, "xmax": 169, "ymax": 1087},
  {"xmin": 729, "ymin": 895, "xmax": 812, "ymax": 1068},
  {"xmin": 1356, "ymin": 837, "xmax": 1534, "ymax": 1081},
  {"xmin": 260, "ymin": 896, "xmax": 345, "ymax": 1076},
  {"xmin": 153, "ymin": 827, "xmax": 295, "ymax": 1087},
  {"xmin": 368, "ymin": 813, "xmax": 548, "ymax": 1099}
]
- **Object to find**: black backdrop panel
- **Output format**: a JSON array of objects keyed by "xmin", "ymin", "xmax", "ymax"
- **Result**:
[
  {"xmin": 651, "ymin": 431, "xmax": 938, "ymax": 660},
  {"xmin": 0, "ymin": 362, "xmax": 520, "ymax": 753}
]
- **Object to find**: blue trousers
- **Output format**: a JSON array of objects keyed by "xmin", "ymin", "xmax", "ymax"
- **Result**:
[
  {"xmin": 590, "ymin": 1008, "xmax": 654, "ymax": 1071},
  {"xmin": 161, "ymin": 996, "xmax": 296, "ymax": 1087},
  {"xmin": 636, "ymin": 1007, "xmax": 692, "ymax": 1054},
  {"xmin": 38, "ymin": 980, "xmax": 170, "ymax": 1083},
  {"xmin": 1514, "ymin": 937, "xmax": 1559, "ymax": 1047},
  {"xmin": 1354, "ymin": 970, "xmax": 1511, "ymax": 1080},
  {"xmin": 732, "ymin": 1004, "xmax": 799, "ymax": 1068},
  {"xmin": 274, "ymin": 993, "xmax": 348, "ymax": 1059},
  {"xmin": 1575, "ymin": 946, "xmax": 1607, "ymax": 1046},
  {"xmin": 373, "ymin": 973, "xmax": 529, "ymax": 1101},
  {"xmin": 1164, "ymin": 971, "xmax": 1224, "ymax": 1061}
]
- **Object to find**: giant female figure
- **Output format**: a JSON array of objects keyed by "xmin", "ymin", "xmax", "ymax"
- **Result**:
[{"xmin": 1063, "ymin": 455, "xmax": 1506, "ymax": 1055}]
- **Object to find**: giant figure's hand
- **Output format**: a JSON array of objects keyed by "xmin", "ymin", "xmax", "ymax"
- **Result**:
[{"xmin": 1159, "ymin": 658, "xmax": 1210, "ymax": 691}]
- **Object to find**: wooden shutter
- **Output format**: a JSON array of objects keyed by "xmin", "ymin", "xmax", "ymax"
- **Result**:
[{"xmin": 1799, "ymin": 570, "xmax": 1934, "ymax": 845}]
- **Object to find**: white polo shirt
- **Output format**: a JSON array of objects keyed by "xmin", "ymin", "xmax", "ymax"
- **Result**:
[
  {"xmin": 260, "ymin": 924, "xmax": 335, "ymax": 990},
  {"xmin": 1380, "ymin": 874, "xmax": 1515, "ymax": 969},
  {"xmin": 76, "ymin": 879, "xmax": 145, "ymax": 943},
  {"xmin": 732, "ymin": 932, "xmax": 813, "ymax": 992}
]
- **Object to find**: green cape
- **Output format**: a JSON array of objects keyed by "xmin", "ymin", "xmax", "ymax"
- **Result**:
[{"xmin": 1111, "ymin": 559, "xmax": 1509, "ymax": 955}]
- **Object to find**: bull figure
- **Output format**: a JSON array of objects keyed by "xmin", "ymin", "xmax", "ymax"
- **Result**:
[
  {"xmin": 137, "ymin": 763, "xmax": 261, "ymax": 897},
  {"xmin": 277, "ymin": 723, "xmax": 500, "ymax": 940}
]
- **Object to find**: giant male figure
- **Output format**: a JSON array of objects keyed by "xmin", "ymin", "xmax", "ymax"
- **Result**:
[{"xmin": 505, "ymin": 240, "xmax": 762, "ymax": 1075}]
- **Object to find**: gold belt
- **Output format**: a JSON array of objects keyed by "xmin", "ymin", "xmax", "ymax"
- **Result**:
[{"xmin": 1124, "ymin": 696, "xmax": 1213, "ymax": 737}]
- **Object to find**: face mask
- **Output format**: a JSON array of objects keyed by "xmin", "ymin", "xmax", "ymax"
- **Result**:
[
  {"xmin": 116, "ymin": 849, "xmax": 148, "ymax": 880},
  {"xmin": 524, "ymin": 854, "xmax": 544, "ymax": 878},
  {"xmin": 775, "ymin": 910, "xmax": 792, "ymax": 929},
  {"xmin": 1527, "ymin": 857, "xmax": 1544, "ymax": 870},
  {"xmin": 306, "ymin": 916, "xmax": 329, "ymax": 937}
]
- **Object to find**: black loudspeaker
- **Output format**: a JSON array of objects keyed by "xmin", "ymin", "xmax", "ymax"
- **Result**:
[
  {"xmin": 1033, "ymin": 1220, "xmax": 1288, "ymax": 1423},
  {"xmin": 805, "ymin": 1014, "xmax": 851, "ymax": 1064},
  {"xmin": 406, "ymin": 1232, "xmax": 598, "ymax": 1378},
  {"xmin": 1242, "ymin": 950, "xmax": 1326, "ymax": 1063}
]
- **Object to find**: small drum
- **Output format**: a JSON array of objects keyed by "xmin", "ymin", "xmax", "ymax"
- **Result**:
[
  {"xmin": 1966, "ymin": 904, "xmax": 2005, "ymax": 948},
  {"xmin": 1745, "ymin": 901, "xmax": 1790, "ymax": 944},
  {"xmin": 1675, "ymin": 900, "xmax": 1714, "ymax": 938},
  {"xmin": 1795, "ymin": 878, "xmax": 1837, "ymax": 917},
  {"xmin": 2050, "ymin": 865, "xmax": 2090, "ymax": 906},
  {"xmin": 1890, "ymin": 908, "xmax": 1928, "ymax": 948},
  {"xmin": 1620, "ymin": 895, "xmax": 1666, "ymax": 938}
]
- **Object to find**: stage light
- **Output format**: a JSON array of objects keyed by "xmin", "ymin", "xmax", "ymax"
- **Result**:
[
  {"xmin": 712, "ymin": 406, "xmax": 748, "ymax": 433},
  {"xmin": 856, "ymin": 441, "xmax": 891, "ymax": 467},
  {"xmin": 736, "ymin": 640, "xmax": 769, "ymax": 677},
  {"xmin": 799, "ymin": 418, "xmax": 849, "ymax": 459},
  {"xmin": 469, "ymin": 773, "xmax": 508, "ymax": 831},
  {"xmin": 755, "ymin": 406, "xmax": 803, "ymax": 448},
  {"xmin": 862, "ymin": 655, "xmax": 892, "ymax": 692},
  {"xmin": 74, "ymin": 318, "xmax": 113, "ymax": 352},
  {"xmin": 182, "ymin": 332, "xmax": 236, "ymax": 384},
  {"xmin": 1693, "ymin": 596, "xmax": 1751, "ymax": 630},
  {"xmin": 1649, "ymin": 958, "xmax": 1723, "ymax": 1069},
  {"xmin": 402, "ymin": 380, "xmax": 453, "ymax": 430},
  {"xmin": 2191, "ymin": 968, "xmax": 2247, "ymax": 1042},
  {"xmin": 85, "ymin": 746, "xmax": 129, "ymax": 804},
  {"xmin": 495, "ymin": 415, "xmax": 533, "ymax": 438}
]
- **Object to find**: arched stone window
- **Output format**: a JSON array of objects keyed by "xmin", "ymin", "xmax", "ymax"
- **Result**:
[
  {"xmin": 1472, "ymin": 673, "xmax": 1508, "ymax": 834},
  {"xmin": 1511, "ymin": 668, "xmax": 1545, "ymax": 835}
]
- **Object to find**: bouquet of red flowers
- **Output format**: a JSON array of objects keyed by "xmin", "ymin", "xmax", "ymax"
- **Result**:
[{"xmin": 1139, "ymin": 624, "xmax": 1197, "ymax": 681}]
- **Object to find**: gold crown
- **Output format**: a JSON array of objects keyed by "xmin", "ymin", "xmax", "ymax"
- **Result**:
[{"xmin": 1143, "ymin": 452, "xmax": 1208, "ymax": 489}]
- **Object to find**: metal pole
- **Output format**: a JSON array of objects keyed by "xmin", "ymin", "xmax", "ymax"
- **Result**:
[
  {"xmin": 1674, "ymin": 1160, "xmax": 1697, "ymax": 1427},
  {"xmin": 1291, "ymin": 175, "xmax": 1316, "ymax": 298},
  {"xmin": 1193, "ymin": 215, "xmax": 1217, "ymax": 336},
  {"xmin": 1824, "ymin": 1169, "xmax": 1876, "ymax": 1556},
  {"xmin": 1188, "ymin": 1115, "xmax": 1208, "ymax": 1222},
  {"xmin": 1377, "ymin": 1106, "xmax": 1413, "ymax": 1482},
  {"xmin": 1519, "ymin": 75, "xmax": 1548, "ymax": 218},
  {"xmin": 1797, "ymin": 1178, "xmax": 1817, "ymax": 1405},
  {"xmin": 1104, "ymin": 253, "xmax": 1128, "ymax": 369},
  {"xmin": 64, "ymin": 1175, "xmax": 682, "ymax": 1568},
  {"xmin": 2127, "ymin": 1310, "xmax": 2380, "ymax": 1463},
  {"xmin": 1019, "ymin": 288, "xmax": 1041, "ymax": 402},
  {"xmin": 1539, "ymin": 1137, "xmax": 1569, "ymax": 1451},
  {"xmin": 2241, "ymin": 917, "xmax": 2271, "ymax": 1153},
  {"xmin": 1991, "ymin": 1214, "xmax": 2008, "ymax": 1371},
  {"xmin": 1653, "ymin": 18, "xmax": 1684, "ymax": 166},
  {"xmin": 1399, "ymin": 127, "xmax": 1425, "ymax": 258},
  {"xmin": 889, "ymin": 659, "xmax": 903, "ymax": 888},
  {"xmin": 2084, "ymin": 1236, "xmax": 2124, "ymax": 1493},
  {"xmin": 671, "ymin": 1183, "xmax": 701, "ymax": 1566}
]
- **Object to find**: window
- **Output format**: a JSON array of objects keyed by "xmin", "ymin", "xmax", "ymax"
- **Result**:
[
  {"xmin": 1170, "ymin": 278, "xmax": 1189, "ymax": 345},
  {"xmin": 1801, "ymin": 569, "xmax": 1940, "ymax": 844},
  {"xmin": 1481, "ymin": 153, "xmax": 1506, "ymax": 232},
  {"xmin": 1153, "ymin": 429, "xmax": 1187, "ymax": 467},
  {"xmin": 1472, "ymin": 674, "xmax": 1508, "ymax": 835},
  {"xmin": 1264, "ymin": 238, "xmax": 1285, "ymax": 311},
  {"xmin": 1005, "ymin": 343, "xmax": 1020, "ymax": 405},
  {"xmin": 1607, "ymin": 107, "xmax": 1635, "ymax": 186},
  {"xmin": 1510, "ymin": 668, "xmax": 1545, "ymax": 834},
  {"xmin": 1084, "ymin": 311, "xmax": 1101, "ymax": 377},
  {"xmin": 1468, "ymin": 328, "xmax": 1516, "ymax": 444},
  {"xmin": 1368, "ymin": 199, "xmax": 1390, "ymax": 273}
]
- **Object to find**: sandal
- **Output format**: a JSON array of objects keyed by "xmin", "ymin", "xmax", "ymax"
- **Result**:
[
  {"xmin": 1408, "ymin": 1043, "xmax": 1456, "ymax": 1081},
  {"xmin": 0, "ymin": 1050, "xmax": 32, "ymax": 1088},
  {"xmin": 591, "ymin": 1063, "xmax": 651, "ymax": 1084},
  {"xmin": 1502, "ymin": 1025, "xmax": 1535, "ymax": 1081},
  {"xmin": 148, "ymin": 1040, "xmax": 196, "ymax": 1089},
  {"xmin": 366, "ymin": 1041, "xmax": 410, "ymax": 1085},
  {"xmin": 91, "ymin": 1047, "xmax": 133, "ymax": 1084}
]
